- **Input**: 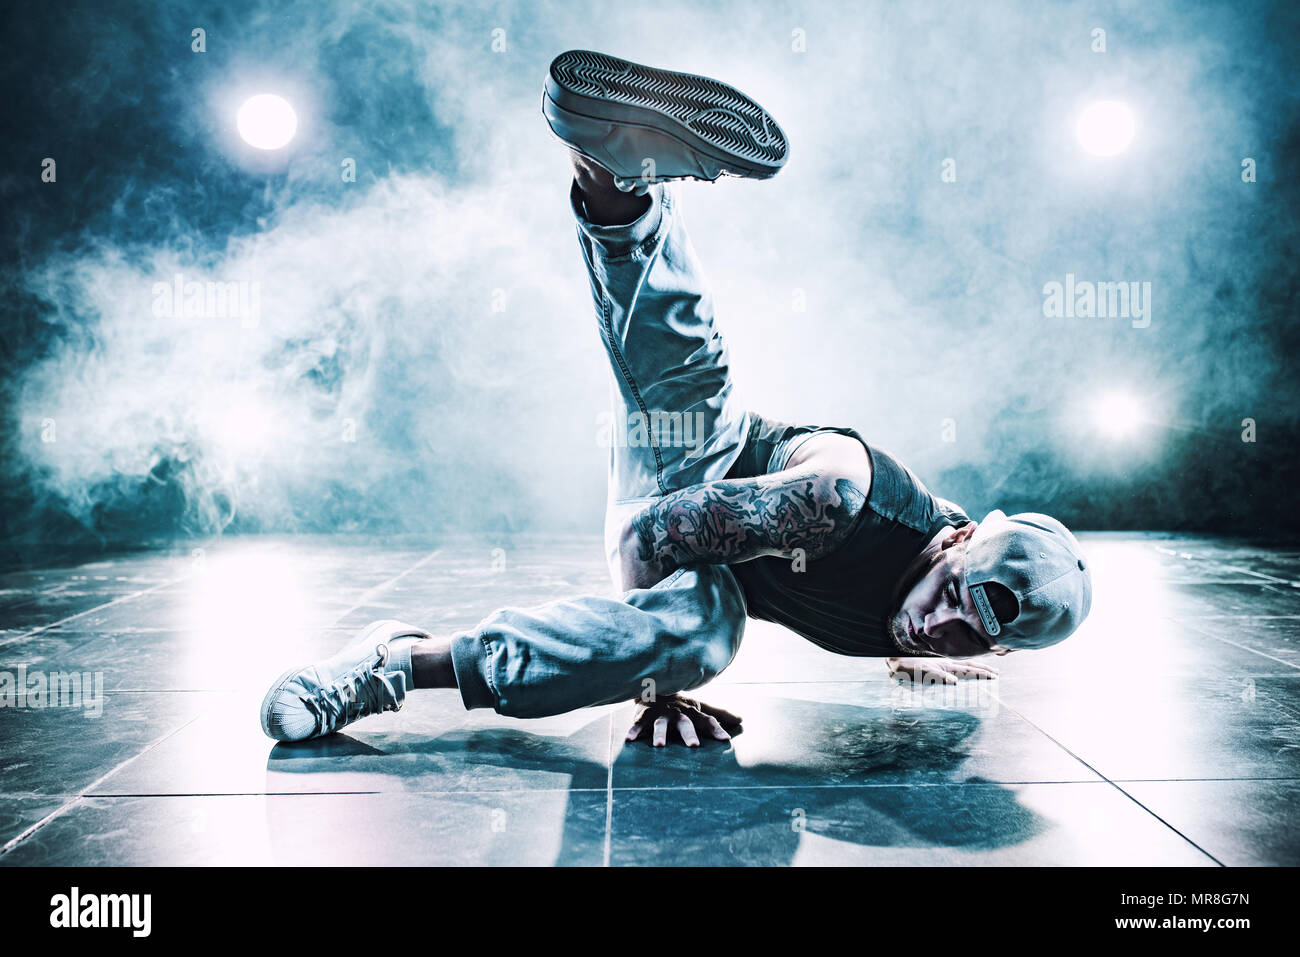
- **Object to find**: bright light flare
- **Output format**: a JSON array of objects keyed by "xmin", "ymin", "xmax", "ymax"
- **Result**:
[
  {"xmin": 1076, "ymin": 100, "xmax": 1135, "ymax": 157},
  {"xmin": 237, "ymin": 94, "xmax": 298, "ymax": 150},
  {"xmin": 1093, "ymin": 391, "xmax": 1146, "ymax": 439}
]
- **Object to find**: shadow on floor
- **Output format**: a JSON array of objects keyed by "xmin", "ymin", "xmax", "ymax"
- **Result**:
[{"xmin": 263, "ymin": 698, "xmax": 1047, "ymax": 864}]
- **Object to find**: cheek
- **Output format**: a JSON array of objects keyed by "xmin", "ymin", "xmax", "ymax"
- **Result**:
[
  {"xmin": 896, "ymin": 585, "xmax": 920, "ymax": 616},
  {"xmin": 903, "ymin": 579, "xmax": 939, "ymax": 617},
  {"xmin": 898, "ymin": 553, "xmax": 950, "ymax": 616}
]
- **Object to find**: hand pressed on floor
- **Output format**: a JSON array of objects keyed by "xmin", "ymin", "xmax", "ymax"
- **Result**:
[
  {"xmin": 886, "ymin": 656, "xmax": 999, "ymax": 684},
  {"xmin": 625, "ymin": 694, "xmax": 743, "ymax": 747}
]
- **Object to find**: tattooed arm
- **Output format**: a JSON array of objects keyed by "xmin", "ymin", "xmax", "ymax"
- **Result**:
[{"xmin": 617, "ymin": 466, "xmax": 868, "ymax": 590}]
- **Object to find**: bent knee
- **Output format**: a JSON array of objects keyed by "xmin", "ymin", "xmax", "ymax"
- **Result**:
[
  {"xmin": 667, "ymin": 569, "xmax": 746, "ymax": 689},
  {"xmin": 695, "ymin": 612, "xmax": 745, "ymax": 681}
]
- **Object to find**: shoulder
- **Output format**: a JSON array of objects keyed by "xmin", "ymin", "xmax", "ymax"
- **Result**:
[{"xmin": 785, "ymin": 431, "xmax": 872, "ymax": 489}]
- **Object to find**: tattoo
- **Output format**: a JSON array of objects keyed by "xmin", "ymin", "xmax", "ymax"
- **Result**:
[{"xmin": 629, "ymin": 470, "xmax": 867, "ymax": 577}]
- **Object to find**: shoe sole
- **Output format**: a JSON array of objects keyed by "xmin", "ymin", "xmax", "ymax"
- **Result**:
[
  {"xmin": 545, "ymin": 50, "xmax": 789, "ymax": 179},
  {"xmin": 259, "ymin": 619, "xmax": 420, "ymax": 741}
]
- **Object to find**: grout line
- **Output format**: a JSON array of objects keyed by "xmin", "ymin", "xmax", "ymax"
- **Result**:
[
  {"xmin": 1154, "ymin": 545, "xmax": 1298, "ymax": 586},
  {"xmin": 1196, "ymin": 563, "xmax": 1294, "ymax": 587},
  {"xmin": 1174, "ymin": 617, "xmax": 1300, "ymax": 671},
  {"xmin": 1104, "ymin": 784, "xmax": 1227, "ymax": 866},
  {"xmin": 597, "ymin": 780, "xmax": 1109, "ymax": 791},
  {"xmin": 991, "ymin": 690, "xmax": 1226, "ymax": 866},
  {"xmin": 1105, "ymin": 775, "xmax": 1300, "ymax": 784},
  {"xmin": 603, "ymin": 714, "xmax": 615, "ymax": 867},
  {"xmin": 0, "ymin": 578, "xmax": 186, "ymax": 652},
  {"xmin": 0, "ymin": 712, "xmax": 204, "ymax": 858},
  {"xmin": 1172, "ymin": 615, "xmax": 1300, "ymax": 621},
  {"xmin": 0, "ymin": 540, "xmax": 308, "ymax": 651},
  {"xmin": 329, "ymin": 549, "xmax": 443, "ymax": 626},
  {"xmin": 10, "ymin": 776, "xmax": 1298, "ymax": 803},
  {"xmin": 0, "ymin": 546, "xmax": 444, "ymax": 857}
]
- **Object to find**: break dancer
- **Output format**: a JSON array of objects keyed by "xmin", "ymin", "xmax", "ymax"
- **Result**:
[{"xmin": 261, "ymin": 51, "xmax": 1093, "ymax": 748}]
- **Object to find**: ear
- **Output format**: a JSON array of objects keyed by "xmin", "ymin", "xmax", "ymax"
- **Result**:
[{"xmin": 941, "ymin": 521, "xmax": 978, "ymax": 549}]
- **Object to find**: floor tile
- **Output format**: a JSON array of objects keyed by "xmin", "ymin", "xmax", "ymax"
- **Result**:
[
  {"xmin": 611, "ymin": 681, "xmax": 1099, "ymax": 790},
  {"xmin": 608, "ymin": 782, "xmax": 1213, "ymax": 866},
  {"xmin": 1, "ymin": 532, "xmax": 1294, "ymax": 866},
  {"xmin": 90, "ymin": 691, "xmax": 615, "ymax": 796},
  {"xmin": 996, "ymin": 675, "xmax": 1300, "ymax": 781},
  {"xmin": 0, "ymin": 791, "xmax": 607, "ymax": 866},
  {"xmin": 0, "ymin": 795, "xmax": 74, "ymax": 850},
  {"xmin": 0, "ymin": 692, "xmax": 204, "ymax": 797},
  {"xmin": 1120, "ymin": 779, "xmax": 1300, "ymax": 866}
]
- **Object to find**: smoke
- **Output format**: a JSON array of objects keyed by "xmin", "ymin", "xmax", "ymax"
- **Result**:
[
  {"xmin": 15, "ymin": 172, "xmax": 586, "ymax": 535},
  {"xmin": 2, "ymin": 0, "xmax": 1297, "ymax": 544}
]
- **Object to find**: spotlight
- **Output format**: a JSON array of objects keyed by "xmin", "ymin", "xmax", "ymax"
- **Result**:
[
  {"xmin": 1076, "ymin": 100, "xmax": 1135, "ymax": 157},
  {"xmin": 1092, "ymin": 391, "xmax": 1145, "ymax": 439},
  {"xmin": 237, "ymin": 94, "xmax": 298, "ymax": 150}
]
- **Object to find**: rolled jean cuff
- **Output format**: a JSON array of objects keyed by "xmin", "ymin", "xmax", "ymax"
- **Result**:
[
  {"xmin": 568, "ymin": 179, "xmax": 667, "ymax": 259},
  {"xmin": 450, "ymin": 630, "xmax": 497, "ymax": 711}
]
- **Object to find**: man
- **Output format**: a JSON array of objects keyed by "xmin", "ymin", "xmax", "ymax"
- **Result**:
[{"xmin": 261, "ymin": 50, "xmax": 1093, "ymax": 748}]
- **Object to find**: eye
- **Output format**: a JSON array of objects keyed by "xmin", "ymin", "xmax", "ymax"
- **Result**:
[{"xmin": 946, "ymin": 580, "xmax": 960, "ymax": 607}]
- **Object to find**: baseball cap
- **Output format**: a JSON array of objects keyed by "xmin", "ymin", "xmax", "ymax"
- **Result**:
[{"xmin": 962, "ymin": 510, "xmax": 1092, "ymax": 651}]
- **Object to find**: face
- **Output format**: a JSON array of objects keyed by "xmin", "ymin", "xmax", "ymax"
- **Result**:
[{"xmin": 887, "ymin": 524, "xmax": 1012, "ymax": 659}]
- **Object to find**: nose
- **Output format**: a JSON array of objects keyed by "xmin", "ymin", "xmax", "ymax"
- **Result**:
[{"xmin": 924, "ymin": 607, "xmax": 960, "ymax": 638}]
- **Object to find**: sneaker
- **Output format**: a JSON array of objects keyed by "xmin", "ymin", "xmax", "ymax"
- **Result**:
[
  {"xmin": 542, "ymin": 49, "xmax": 789, "ymax": 192},
  {"xmin": 260, "ymin": 619, "xmax": 430, "ymax": 742}
]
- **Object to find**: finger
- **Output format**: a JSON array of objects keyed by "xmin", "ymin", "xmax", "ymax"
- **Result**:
[
  {"xmin": 698, "ymin": 702, "xmax": 743, "ymax": 728},
  {"xmin": 679, "ymin": 704, "xmax": 732, "ymax": 742},
  {"xmin": 704, "ymin": 714, "xmax": 731, "ymax": 741},
  {"xmin": 679, "ymin": 704, "xmax": 727, "ymax": 742},
  {"xmin": 625, "ymin": 721, "xmax": 644, "ymax": 742},
  {"xmin": 652, "ymin": 716, "xmax": 669, "ymax": 747},
  {"xmin": 675, "ymin": 713, "xmax": 700, "ymax": 747},
  {"xmin": 950, "ymin": 662, "xmax": 998, "ymax": 678}
]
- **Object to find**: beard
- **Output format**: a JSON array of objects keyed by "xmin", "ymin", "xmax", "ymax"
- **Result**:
[
  {"xmin": 886, "ymin": 610, "xmax": 912, "ymax": 654},
  {"xmin": 886, "ymin": 544, "xmax": 950, "ymax": 656}
]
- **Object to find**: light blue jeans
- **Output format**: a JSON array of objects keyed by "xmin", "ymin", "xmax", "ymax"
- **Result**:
[{"xmin": 449, "ymin": 182, "xmax": 752, "ymax": 718}]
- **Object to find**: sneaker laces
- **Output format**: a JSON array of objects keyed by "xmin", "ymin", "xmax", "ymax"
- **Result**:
[{"xmin": 300, "ymin": 643, "xmax": 402, "ymax": 736}]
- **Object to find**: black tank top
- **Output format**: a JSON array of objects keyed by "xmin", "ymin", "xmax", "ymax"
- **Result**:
[{"xmin": 724, "ymin": 412, "xmax": 970, "ymax": 657}]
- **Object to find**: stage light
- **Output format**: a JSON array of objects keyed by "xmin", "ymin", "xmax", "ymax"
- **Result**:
[
  {"xmin": 237, "ymin": 94, "xmax": 298, "ymax": 150},
  {"xmin": 1093, "ymin": 391, "xmax": 1145, "ymax": 439},
  {"xmin": 1076, "ymin": 100, "xmax": 1135, "ymax": 157}
]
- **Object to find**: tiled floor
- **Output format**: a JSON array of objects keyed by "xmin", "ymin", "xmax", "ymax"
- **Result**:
[{"xmin": 0, "ymin": 532, "xmax": 1296, "ymax": 866}]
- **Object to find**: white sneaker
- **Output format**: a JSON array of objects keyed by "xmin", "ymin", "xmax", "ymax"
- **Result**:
[
  {"xmin": 260, "ymin": 620, "xmax": 430, "ymax": 742},
  {"xmin": 542, "ymin": 49, "xmax": 789, "ymax": 191}
]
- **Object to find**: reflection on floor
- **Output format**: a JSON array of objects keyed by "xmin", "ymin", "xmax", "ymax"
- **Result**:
[{"xmin": 0, "ymin": 532, "xmax": 1297, "ymax": 866}]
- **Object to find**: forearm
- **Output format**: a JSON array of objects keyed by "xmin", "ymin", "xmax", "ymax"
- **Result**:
[{"xmin": 626, "ymin": 468, "xmax": 866, "ymax": 578}]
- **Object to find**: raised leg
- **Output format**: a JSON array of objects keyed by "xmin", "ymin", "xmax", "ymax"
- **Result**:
[{"xmin": 566, "ymin": 157, "xmax": 751, "ymax": 590}]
